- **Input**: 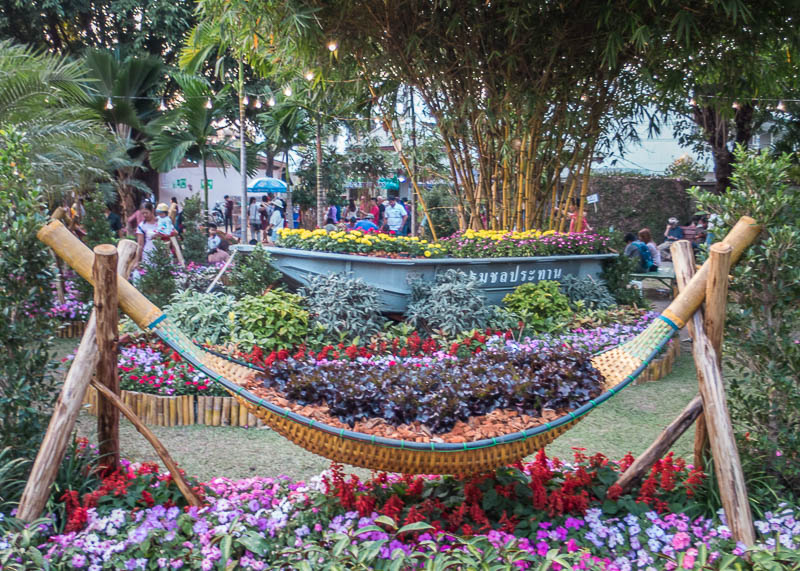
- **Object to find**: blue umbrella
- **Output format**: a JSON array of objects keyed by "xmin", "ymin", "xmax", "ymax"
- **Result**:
[{"xmin": 248, "ymin": 177, "xmax": 288, "ymax": 193}]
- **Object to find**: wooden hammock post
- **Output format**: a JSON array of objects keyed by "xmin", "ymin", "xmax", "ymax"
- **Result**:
[
  {"xmin": 18, "ymin": 240, "xmax": 138, "ymax": 522},
  {"xmin": 670, "ymin": 241, "xmax": 710, "ymax": 469},
  {"xmin": 90, "ymin": 380, "xmax": 202, "ymax": 508},
  {"xmin": 94, "ymin": 244, "xmax": 121, "ymax": 474},
  {"xmin": 674, "ymin": 241, "xmax": 755, "ymax": 546}
]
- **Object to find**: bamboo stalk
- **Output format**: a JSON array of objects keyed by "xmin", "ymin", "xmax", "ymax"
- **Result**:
[
  {"xmin": 212, "ymin": 397, "xmax": 222, "ymax": 426},
  {"xmin": 90, "ymin": 380, "xmax": 201, "ymax": 507},
  {"xmin": 240, "ymin": 402, "xmax": 249, "ymax": 427},
  {"xmin": 177, "ymin": 395, "xmax": 184, "ymax": 425},
  {"xmin": 169, "ymin": 397, "xmax": 177, "ymax": 427},
  {"xmin": 198, "ymin": 396, "xmax": 206, "ymax": 425},
  {"xmin": 222, "ymin": 398, "xmax": 232, "ymax": 426},
  {"xmin": 204, "ymin": 397, "xmax": 213, "ymax": 425}
]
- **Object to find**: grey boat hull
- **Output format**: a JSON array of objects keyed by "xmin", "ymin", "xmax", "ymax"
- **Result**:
[{"xmin": 233, "ymin": 246, "xmax": 616, "ymax": 313}]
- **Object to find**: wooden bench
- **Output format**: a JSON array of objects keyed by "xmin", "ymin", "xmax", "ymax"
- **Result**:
[{"xmin": 631, "ymin": 266, "xmax": 677, "ymax": 296}]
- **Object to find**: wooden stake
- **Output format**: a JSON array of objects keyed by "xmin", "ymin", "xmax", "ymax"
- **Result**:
[
  {"xmin": 91, "ymin": 380, "xmax": 201, "ymax": 508},
  {"xmin": 695, "ymin": 244, "xmax": 755, "ymax": 546},
  {"xmin": 18, "ymin": 241, "xmax": 137, "ymax": 521},
  {"xmin": 94, "ymin": 244, "xmax": 120, "ymax": 473},
  {"xmin": 671, "ymin": 241, "xmax": 709, "ymax": 469},
  {"xmin": 613, "ymin": 396, "xmax": 703, "ymax": 494}
]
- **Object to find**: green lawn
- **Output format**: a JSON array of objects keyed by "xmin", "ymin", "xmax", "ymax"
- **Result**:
[{"xmin": 75, "ymin": 345, "xmax": 700, "ymax": 482}]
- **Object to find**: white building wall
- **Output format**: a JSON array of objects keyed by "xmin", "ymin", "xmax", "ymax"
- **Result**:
[{"xmin": 159, "ymin": 164, "xmax": 285, "ymax": 209}]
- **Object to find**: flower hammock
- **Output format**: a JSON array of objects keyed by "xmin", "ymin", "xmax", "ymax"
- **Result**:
[{"xmin": 38, "ymin": 217, "xmax": 759, "ymax": 475}]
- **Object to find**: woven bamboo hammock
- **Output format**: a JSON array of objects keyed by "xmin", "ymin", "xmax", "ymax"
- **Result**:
[{"xmin": 38, "ymin": 217, "xmax": 759, "ymax": 474}]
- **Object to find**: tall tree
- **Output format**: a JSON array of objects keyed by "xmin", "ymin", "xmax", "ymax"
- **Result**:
[
  {"xmin": 0, "ymin": 0, "xmax": 195, "ymax": 65},
  {"xmin": 0, "ymin": 41, "xmax": 109, "ymax": 203},
  {"xmin": 148, "ymin": 76, "xmax": 240, "ymax": 211},
  {"xmin": 82, "ymin": 49, "xmax": 165, "ymax": 218}
]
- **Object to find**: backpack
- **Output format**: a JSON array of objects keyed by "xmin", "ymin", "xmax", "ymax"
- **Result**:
[{"xmin": 634, "ymin": 240, "xmax": 656, "ymax": 271}]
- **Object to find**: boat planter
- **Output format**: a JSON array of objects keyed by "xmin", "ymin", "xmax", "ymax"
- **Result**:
[
  {"xmin": 82, "ymin": 388, "xmax": 265, "ymax": 428},
  {"xmin": 234, "ymin": 245, "xmax": 617, "ymax": 313}
]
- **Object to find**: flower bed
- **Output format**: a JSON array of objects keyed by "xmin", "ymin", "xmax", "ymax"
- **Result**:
[
  {"xmin": 3, "ymin": 450, "xmax": 797, "ymax": 570},
  {"xmin": 276, "ymin": 227, "xmax": 611, "ymax": 259},
  {"xmin": 277, "ymin": 227, "xmax": 446, "ymax": 257},
  {"xmin": 439, "ymin": 229, "xmax": 611, "ymax": 258}
]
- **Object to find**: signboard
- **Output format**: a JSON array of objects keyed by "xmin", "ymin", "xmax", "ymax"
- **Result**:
[{"xmin": 586, "ymin": 193, "xmax": 599, "ymax": 204}]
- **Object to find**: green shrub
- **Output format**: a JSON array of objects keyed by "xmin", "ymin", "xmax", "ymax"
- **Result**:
[
  {"xmin": 165, "ymin": 290, "xmax": 235, "ymax": 345},
  {"xmin": 559, "ymin": 275, "xmax": 616, "ymax": 310},
  {"xmin": 600, "ymin": 254, "xmax": 645, "ymax": 306},
  {"xmin": 73, "ymin": 191, "xmax": 118, "ymax": 305},
  {"xmin": 0, "ymin": 129, "xmax": 58, "ymax": 455},
  {"xmin": 134, "ymin": 240, "xmax": 177, "ymax": 308},
  {"xmin": 502, "ymin": 281, "xmax": 572, "ymax": 331},
  {"xmin": 180, "ymin": 195, "xmax": 207, "ymax": 265},
  {"xmin": 405, "ymin": 269, "xmax": 493, "ymax": 337},
  {"xmin": 689, "ymin": 146, "xmax": 800, "ymax": 499},
  {"xmin": 230, "ymin": 290, "xmax": 309, "ymax": 351},
  {"xmin": 299, "ymin": 273, "xmax": 385, "ymax": 341},
  {"xmin": 227, "ymin": 245, "xmax": 282, "ymax": 298}
]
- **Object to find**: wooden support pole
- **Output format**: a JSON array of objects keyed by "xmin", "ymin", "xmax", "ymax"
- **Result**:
[
  {"xmin": 671, "ymin": 241, "xmax": 710, "ymax": 469},
  {"xmin": 91, "ymin": 380, "xmax": 202, "ymax": 508},
  {"xmin": 696, "ymin": 244, "xmax": 755, "ymax": 546},
  {"xmin": 18, "ymin": 241, "xmax": 137, "ymax": 522},
  {"xmin": 613, "ymin": 396, "xmax": 704, "ymax": 494},
  {"xmin": 94, "ymin": 244, "xmax": 120, "ymax": 474}
]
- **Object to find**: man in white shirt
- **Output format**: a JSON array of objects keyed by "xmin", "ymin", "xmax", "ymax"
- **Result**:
[{"xmin": 383, "ymin": 196, "xmax": 408, "ymax": 234}]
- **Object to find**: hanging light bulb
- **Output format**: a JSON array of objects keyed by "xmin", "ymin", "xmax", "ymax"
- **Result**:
[
  {"xmin": 777, "ymin": 100, "xmax": 787, "ymax": 112},
  {"xmin": 580, "ymin": 94, "xmax": 588, "ymax": 102},
  {"xmin": 105, "ymin": 97, "xmax": 114, "ymax": 110},
  {"xmin": 732, "ymin": 101, "xmax": 740, "ymax": 109},
  {"xmin": 373, "ymin": 118, "xmax": 380, "ymax": 126},
  {"xmin": 254, "ymin": 96, "xmax": 262, "ymax": 109},
  {"xmin": 158, "ymin": 98, "xmax": 167, "ymax": 111},
  {"xmin": 267, "ymin": 96, "xmax": 276, "ymax": 107},
  {"xmin": 205, "ymin": 97, "xmax": 213, "ymax": 109},
  {"xmin": 305, "ymin": 70, "xmax": 315, "ymax": 81},
  {"xmin": 689, "ymin": 98, "xmax": 697, "ymax": 106},
  {"xmin": 327, "ymin": 40, "xmax": 338, "ymax": 52},
  {"xmin": 242, "ymin": 94, "xmax": 250, "ymax": 106},
  {"xmin": 283, "ymin": 85, "xmax": 293, "ymax": 97}
]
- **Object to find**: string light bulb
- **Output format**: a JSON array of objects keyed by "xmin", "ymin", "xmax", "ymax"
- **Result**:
[
  {"xmin": 105, "ymin": 97, "xmax": 114, "ymax": 110},
  {"xmin": 283, "ymin": 85, "xmax": 293, "ymax": 97},
  {"xmin": 327, "ymin": 40, "xmax": 338, "ymax": 52},
  {"xmin": 158, "ymin": 98, "xmax": 167, "ymax": 111},
  {"xmin": 689, "ymin": 98, "xmax": 697, "ymax": 106},
  {"xmin": 732, "ymin": 101, "xmax": 740, "ymax": 109},
  {"xmin": 305, "ymin": 70, "xmax": 315, "ymax": 81},
  {"xmin": 267, "ymin": 96, "xmax": 276, "ymax": 107},
  {"xmin": 254, "ymin": 96, "xmax": 262, "ymax": 109},
  {"xmin": 242, "ymin": 94, "xmax": 250, "ymax": 106},
  {"xmin": 777, "ymin": 100, "xmax": 787, "ymax": 112},
  {"xmin": 205, "ymin": 97, "xmax": 213, "ymax": 109}
]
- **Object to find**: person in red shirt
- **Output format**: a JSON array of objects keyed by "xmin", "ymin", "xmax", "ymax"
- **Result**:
[{"xmin": 369, "ymin": 196, "xmax": 381, "ymax": 225}]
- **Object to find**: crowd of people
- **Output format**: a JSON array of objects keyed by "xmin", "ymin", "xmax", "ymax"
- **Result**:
[
  {"xmin": 623, "ymin": 214, "xmax": 716, "ymax": 272},
  {"xmin": 324, "ymin": 195, "xmax": 411, "ymax": 236}
]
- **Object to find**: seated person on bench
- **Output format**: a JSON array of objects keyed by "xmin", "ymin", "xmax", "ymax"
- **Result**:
[{"xmin": 624, "ymin": 232, "xmax": 658, "ymax": 272}]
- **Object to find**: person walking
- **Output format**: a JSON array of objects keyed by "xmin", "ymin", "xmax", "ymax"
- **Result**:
[
  {"xmin": 383, "ymin": 196, "xmax": 408, "ymax": 235},
  {"xmin": 168, "ymin": 197, "xmax": 179, "ymax": 225},
  {"xmin": 223, "ymin": 195, "xmax": 234, "ymax": 233},
  {"xmin": 267, "ymin": 198, "xmax": 285, "ymax": 244},
  {"xmin": 134, "ymin": 202, "xmax": 159, "ymax": 267},
  {"xmin": 247, "ymin": 196, "xmax": 262, "ymax": 243}
]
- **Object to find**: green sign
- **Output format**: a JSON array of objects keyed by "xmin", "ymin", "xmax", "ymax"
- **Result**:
[
  {"xmin": 172, "ymin": 178, "xmax": 187, "ymax": 189},
  {"xmin": 378, "ymin": 176, "xmax": 399, "ymax": 191},
  {"xmin": 201, "ymin": 180, "xmax": 213, "ymax": 190}
]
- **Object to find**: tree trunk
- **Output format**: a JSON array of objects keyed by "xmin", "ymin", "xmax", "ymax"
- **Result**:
[
  {"xmin": 316, "ymin": 116, "xmax": 324, "ymax": 228},
  {"xmin": 693, "ymin": 104, "xmax": 753, "ymax": 194},
  {"xmin": 284, "ymin": 149, "xmax": 293, "ymax": 229},
  {"xmin": 202, "ymin": 155, "xmax": 209, "ymax": 215},
  {"xmin": 239, "ymin": 59, "xmax": 248, "ymax": 242}
]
